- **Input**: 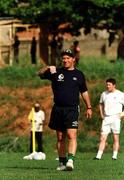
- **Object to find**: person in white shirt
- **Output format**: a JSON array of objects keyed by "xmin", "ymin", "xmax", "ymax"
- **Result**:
[
  {"xmin": 28, "ymin": 103, "xmax": 45, "ymax": 153},
  {"xmin": 94, "ymin": 78, "xmax": 124, "ymax": 160}
]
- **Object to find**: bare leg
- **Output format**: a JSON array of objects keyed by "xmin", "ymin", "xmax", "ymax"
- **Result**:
[
  {"xmin": 67, "ymin": 129, "xmax": 77, "ymax": 156},
  {"xmin": 96, "ymin": 134, "xmax": 108, "ymax": 159},
  {"xmin": 112, "ymin": 134, "xmax": 119, "ymax": 159},
  {"xmin": 65, "ymin": 129, "xmax": 77, "ymax": 170},
  {"xmin": 56, "ymin": 131, "xmax": 66, "ymax": 157},
  {"xmin": 56, "ymin": 131, "xmax": 67, "ymax": 170}
]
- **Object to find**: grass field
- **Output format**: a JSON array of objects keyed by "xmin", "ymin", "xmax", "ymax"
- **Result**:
[
  {"xmin": 0, "ymin": 57, "xmax": 124, "ymax": 179},
  {"xmin": 1, "ymin": 133, "xmax": 124, "ymax": 180},
  {"xmin": 1, "ymin": 151, "xmax": 124, "ymax": 180}
]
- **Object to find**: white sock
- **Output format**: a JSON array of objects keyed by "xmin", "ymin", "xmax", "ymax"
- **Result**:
[
  {"xmin": 112, "ymin": 151, "xmax": 118, "ymax": 159},
  {"xmin": 96, "ymin": 150, "xmax": 103, "ymax": 159}
]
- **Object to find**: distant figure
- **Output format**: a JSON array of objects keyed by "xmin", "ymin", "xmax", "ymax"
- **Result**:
[
  {"xmin": 94, "ymin": 78, "xmax": 124, "ymax": 160},
  {"xmin": 71, "ymin": 40, "xmax": 80, "ymax": 65},
  {"xmin": 56, "ymin": 36, "xmax": 64, "ymax": 65},
  {"xmin": 93, "ymin": 32, "xmax": 98, "ymax": 40},
  {"xmin": 108, "ymin": 31, "xmax": 115, "ymax": 47},
  {"xmin": 30, "ymin": 37, "xmax": 37, "ymax": 64},
  {"xmin": 28, "ymin": 103, "xmax": 45, "ymax": 153},
  {"xmin": 101, "ymin": 43, "xmax": 106, "ymax": 56},
  {"xmin": 49, "ymin": 34, "xmax": 58, "ymax": 65},
  {"xmin": 117, "ymin": 37, "xmax": 124, "ymax": 60},
  {"xmin": 13, "ymin": 35, "xmax": 20, "ymax": 63}
]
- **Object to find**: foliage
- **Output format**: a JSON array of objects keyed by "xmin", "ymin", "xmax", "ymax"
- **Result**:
[
  {"xmin": 0, "ymin": 65, "xmax": 50, "ymax": 88},
  {"xmin": 0, "ymin": 0, "xmax": 84, "ymax": 34},
  {"xmin": 92, "ymin": 0, "xmax": 124, "ymax": 6},
  {"xmin": 0, "ymin": 57, "xmax": 124, "ymax": 145},
  {"xmin": 79, "ymin": 57, "xmax": 124, "ymax": 84},
  {"xmin": 1, "ymin": 57, "xmax": 124, "ymax": 88},
  {"xmin": 0, "ymin": 57, "xmax": 124, "ymax": 180},
  {"xmin": 0, "ymin": 135, "xmax": 29, "ymax": 152},
  {"xmin": 0, "ymin": 57, "xmax": 124, "ymax": 139},
  {"xmin": 0, "ymin": 0, "xmax": 16, "ymax": 16},
  {"xmin": 90, "ymin": 0, "xmax": 124, "ymax": 29},
  {"xmin": 0, "ymin": 0, "xmax": 124, "ymax": 31},
  {"xmin": 1, "ymin": 0, "xmax": 124, "ymax": 62}
]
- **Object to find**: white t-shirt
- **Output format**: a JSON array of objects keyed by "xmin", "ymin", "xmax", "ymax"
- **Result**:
[
  {"xmin": 100, "ymin": 89, "xmax": 124, "ymax": 116},
  {"xmin": 30, "ymin": 110, "xmax": 45, "ymax": 132}
]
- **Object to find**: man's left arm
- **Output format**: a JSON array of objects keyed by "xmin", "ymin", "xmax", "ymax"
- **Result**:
[
  {"xmin": 81, "ymin": 91, "xmax": 92, "ymax": 119},
  {"xmin": 39, "ymin": 111, "xmax": 46, "ymax": 125}
]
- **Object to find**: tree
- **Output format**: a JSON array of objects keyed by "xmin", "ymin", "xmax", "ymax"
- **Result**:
[
  {"xmin": 1, "ymin": 0, "xmax": 124, "ymax": 62},
  {"xmin": 90, "ymin": 0, "xmax": 124, "ymax": 59},
  {"xmin": 8, "ymin": 0, "xmax": 87, "ymax": 64},
  {"xmin": 0, "ymin": 0, "xmax": 103, "ymax": 64}
]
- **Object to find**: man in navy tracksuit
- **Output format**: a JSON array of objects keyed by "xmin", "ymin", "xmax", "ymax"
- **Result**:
[{"xmin": 38, "ymin": 49, "xmax": 92, "ymax": 171}]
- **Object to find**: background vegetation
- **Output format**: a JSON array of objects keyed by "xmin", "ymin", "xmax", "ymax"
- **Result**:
[
  {"xmin": 0, "ymin": 57, "xmax": 124, "ymax": 179},
  {"xmin": 0, "ymin": 56, "xmax": 124, "ymax": 152},
  {"xmin": 1, "ymin": 0, "xmax": 124, "ymax": 63},
  {"xmin": 0, "ymin": 0, "xmax": 124, "ymax": 179}
]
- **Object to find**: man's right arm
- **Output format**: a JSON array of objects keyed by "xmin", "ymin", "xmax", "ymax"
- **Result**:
[
  {"xmin": 99, "ymin": 103, "xmax": 104, "ymax": 119},
  {"xmin": 37, "ymin": 66, "xmax": 57, "ymax": 78},
  {"xmin": 37, "ymin": 66, "xmax": 50, "ymax": 77}
]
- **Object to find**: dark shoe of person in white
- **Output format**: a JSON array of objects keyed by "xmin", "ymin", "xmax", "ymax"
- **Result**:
[{"xmin": 93, "ymin": 157, "xmax": 101, "ymax": 160}]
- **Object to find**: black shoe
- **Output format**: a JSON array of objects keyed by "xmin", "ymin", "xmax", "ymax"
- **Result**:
[
  {"xmin": 93, "ymin": 157, "xmax": 100, "ymax": 160},
  {"xmin": 112, "ymin": 157, "xmax": 117, "ymax": 160}
]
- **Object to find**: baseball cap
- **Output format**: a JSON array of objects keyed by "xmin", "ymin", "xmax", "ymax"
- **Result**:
[{"xmin": 61, "ymin": 49, "xmax": 74, "ymax": 58}]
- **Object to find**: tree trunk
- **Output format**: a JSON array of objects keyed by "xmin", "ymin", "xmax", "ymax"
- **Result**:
[
  {"xmin": 117, "ymin": 38, "xmax": 124, "ymax": 60},
  {"xmin": 39, "ymin": 24, "xmax": 49, "ymax": 65},
  {"xmin": 117, "ymin": 29, "xmax": 124, "ymax": 60}
]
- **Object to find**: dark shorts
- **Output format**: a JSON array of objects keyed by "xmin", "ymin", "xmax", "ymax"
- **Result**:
[{"xmin": 49, "ymin": 105, "xmax": 79, "ymax": 132}]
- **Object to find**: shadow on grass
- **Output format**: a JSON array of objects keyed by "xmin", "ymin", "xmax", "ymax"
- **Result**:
[{"xmin": 4, "ymin": 166, "xmax": 49, "ymax": 170}]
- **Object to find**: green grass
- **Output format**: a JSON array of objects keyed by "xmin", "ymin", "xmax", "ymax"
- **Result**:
[
  {"xmin": 0, "ymin": 65, "xmax": 50, "ymax": 88},
  {"xmin": 0, "ymin": 132, "xmax": 124, "ymax": 180},
  {"xmin": 0, "ymin": 57, "xmax": 124, "ymax": 179},
  {"xmin": 0, "ymin": 57, "xmax": 124, "ymax": 88},
  {"xmin": 0, "ymin": 151, "xmax": 124, "ymax": 180},
  {"xmin": 79, "ymin": 57, "xmax": 124, "ymax": 87}
]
